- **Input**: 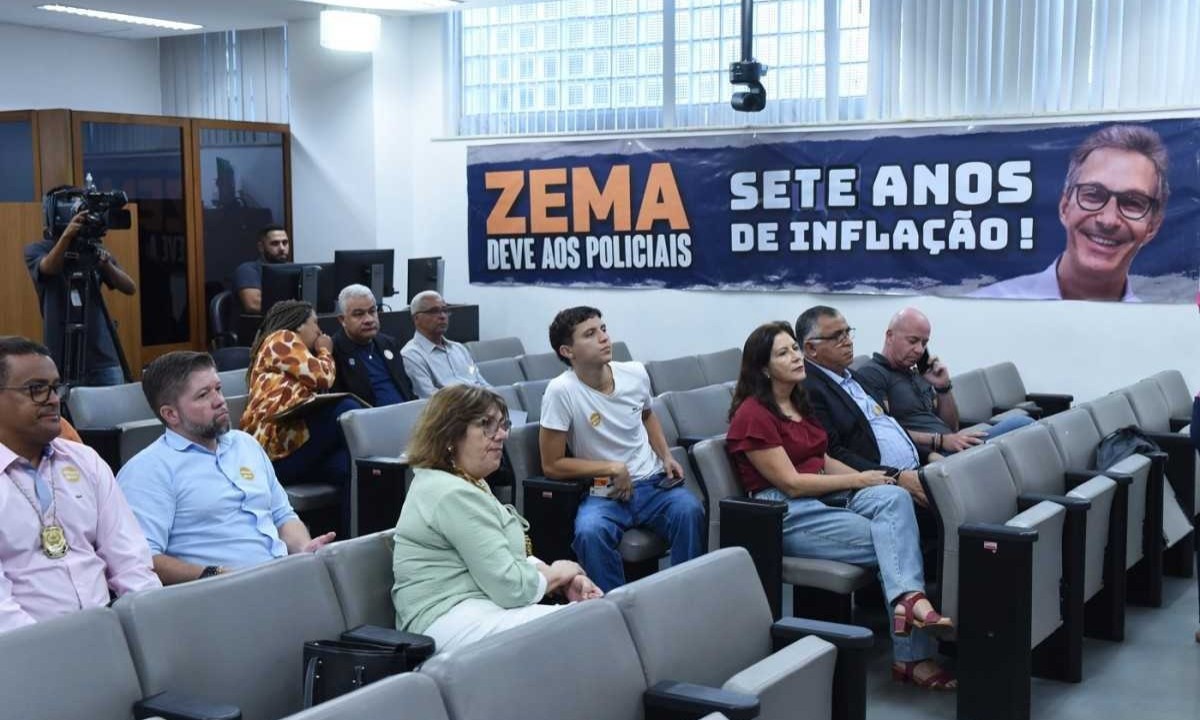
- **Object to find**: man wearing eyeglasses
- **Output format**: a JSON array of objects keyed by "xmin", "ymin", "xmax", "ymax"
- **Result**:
[
  {"xmin": 797, "ymin": 307, "xmax": 928, "ymax": 507},
  {"xmin": 973, "ymin": 124, "xmax": 1167, "ymax": 302},
  {"xmin": 0, "ymin": 336, "xmax": 159, "ymax": 633},
  {"xmin": 402, "ymin": 291, "xmax": 492, "ymax": 398}
]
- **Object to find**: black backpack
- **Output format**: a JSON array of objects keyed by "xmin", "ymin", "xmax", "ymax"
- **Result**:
[{"xmin": 1096, "ymin": 425, "xmax": 1161, "ymax": 470}]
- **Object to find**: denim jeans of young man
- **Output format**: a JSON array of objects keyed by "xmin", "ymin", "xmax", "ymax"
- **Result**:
[
  {"xmin": 754, "ymin": 483, "xmax": 936, "ymax": 662},
  {"xmin": 571, "ymin": 474, "xmax": 706, "ymax": 592}
]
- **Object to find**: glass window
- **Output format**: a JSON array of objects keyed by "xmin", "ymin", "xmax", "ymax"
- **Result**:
[
  {"xmin": 81, "ymin": 122, "xmax": 189, "ymax": 347},
  {"xmin": 0, "ymin": 120, "xmax": 35, "ymax": 202}
]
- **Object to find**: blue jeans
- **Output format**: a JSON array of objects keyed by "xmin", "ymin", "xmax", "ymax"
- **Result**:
[
  {"xmin": 572, "ymin": 474, "xmax": 706, "ymax": 592},
  {"xmin": 980, "ymin": 414, "xmax": 1036, "ymax": 439},
  {"xmin": 755, "ymin": 484, "xmax": 934, "ymax": 663},
  {"xmin": 82, "ymin": 364, "xmax": 126, "ymax": 387},
  {"xmin": 273, "ymin": 398, "xmax": 360, "ymax": 531}
]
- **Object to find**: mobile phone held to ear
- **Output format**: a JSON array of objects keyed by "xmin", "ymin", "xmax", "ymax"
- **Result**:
[{"xmin": 915, "ymin": 349, "xmax": 931, "ymax": 375}]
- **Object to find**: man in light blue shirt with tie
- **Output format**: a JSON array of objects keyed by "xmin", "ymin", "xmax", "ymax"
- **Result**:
[{"xmin": 117, "ymin": 351, "xmax": 334, "ymax": 585}]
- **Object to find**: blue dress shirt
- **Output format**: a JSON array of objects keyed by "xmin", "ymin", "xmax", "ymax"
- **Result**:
[
  {"xmin": 117, "ymin": 429, "xmax": 297, "ymax": 568},
  {"xmin": 813, "ymin": 363, "xmax": 920, "ymax": 470}
]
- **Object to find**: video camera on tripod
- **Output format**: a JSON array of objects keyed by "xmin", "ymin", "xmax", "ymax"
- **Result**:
[{"xmin": 42, "ymin": 179, "xmax": 134, "ymax": 386}]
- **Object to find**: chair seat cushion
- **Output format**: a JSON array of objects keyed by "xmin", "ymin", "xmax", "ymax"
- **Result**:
[
  {"xmin": 619, "ymin": 529, "xmax": 668, "ymax": 562},
  {"xmin": 781, "ymin": 557, "xmax": 874, "ymax": 594},
  {"xmin": 286, "ymin": 483, "xmax": 340, "ymax": 512}
]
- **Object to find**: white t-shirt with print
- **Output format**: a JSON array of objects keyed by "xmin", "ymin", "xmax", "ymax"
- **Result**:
[{"xmin": 539, "ymin": 361, "xmax": 663, "ymax": 482}]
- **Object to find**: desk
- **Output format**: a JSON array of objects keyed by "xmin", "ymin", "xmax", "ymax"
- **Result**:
[{"xmin": 235, "ymin": 304, "xmax": 480, "ymax": 347}]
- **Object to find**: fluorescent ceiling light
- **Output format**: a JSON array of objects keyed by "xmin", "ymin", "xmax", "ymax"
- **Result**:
[
  {"xmin": 306, "ymin": 1, "xmax": 463, "ymax": 10},
  {"xmin": 37, "ymin": 4, "xmax": 202, "ymax": 31},
  {"xmin": 320, "ymin": 10, "xmax": 381, "ymax": 52}
]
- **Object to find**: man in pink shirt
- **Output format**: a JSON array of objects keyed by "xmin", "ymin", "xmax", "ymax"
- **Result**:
[{"xmin": 0, "ymin": 336, "xmax": 159, "ymax": 633}]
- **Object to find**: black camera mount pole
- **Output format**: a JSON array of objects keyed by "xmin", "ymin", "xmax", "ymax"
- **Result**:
[
  {"xmin": 60, "ymin": 253, "xmax": 132, "ymax": 387},
  {"xmin": 729, "ymin": 0, "xmax": 767, "ymax": 112}
]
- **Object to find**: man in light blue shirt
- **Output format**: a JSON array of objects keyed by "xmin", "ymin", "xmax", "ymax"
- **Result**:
[
  {"xmin": 401, "ymin": 291, "xmax": 492, "ymax": 398},
  {"xmin": 117, "ymin": 351, "xmax": 334, "ymax": 585}
]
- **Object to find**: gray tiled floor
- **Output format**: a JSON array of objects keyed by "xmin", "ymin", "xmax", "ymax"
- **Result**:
[{"xmin": 785, "ymin": 573, "xmax": 1200, "ymax": 720}]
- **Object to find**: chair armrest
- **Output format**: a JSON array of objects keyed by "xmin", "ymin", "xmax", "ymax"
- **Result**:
[
  {"xmin": 341, "ymin": 624, "xmax": 436, "ymax": 667},
  {"xmin": 1025, "ymin": 392, "xmax": 1073, "ymax": 416},
  {"xmin": 994, "ymin": 404, "xmax": 1042, "ymax": 420},
  {"xmin": 134, "ymin": 691, "xmax": 241, "ymax": 720},
  {"xmin": 1169, "ymin": 417, "xmax": 1191, "ymax": 433},
  {"xmin": 720, "ymin": 497, "xmax": 786, "ymax": 619},
  {"xmin": 75, "ymin": 427, "xmax": 122, "ymax": 470},
  {"xmin": 1066, "ymin": 469, "xmax": 1131, "ymax": 489},
  {"xmin": 677, "ymin": 435, "xmax": 705, "ymax": 449},
  {"xmin": 770, "ymin": 617, "xmax": 873, "ymax": 650},
  {"xmin": 1018, "ymin": 492, "xmax": 1090, "ymax": 514},
  {"xmin": 959, "ymin": 522, "xmax": 1039, "ymax": 543},
  {"xmin": 523, "ymin": 476, "xmax": 589, "ymax": 562},
  {"xmin": 523, "ymin": 476, "xmax": 591, "ymax": 494},
  {"xmin": 643, "ymin": 681, "xmax": 760, "ymax": 720}
]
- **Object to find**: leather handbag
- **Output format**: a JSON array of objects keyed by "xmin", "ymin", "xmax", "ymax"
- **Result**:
[{"xmin": 301, "ymin": 639, "xmax": 409, "ymax": 708}]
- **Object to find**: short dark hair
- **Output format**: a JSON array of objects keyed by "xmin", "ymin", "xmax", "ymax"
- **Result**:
[
  {"xmin": 0, "ymin": 336, "xmax": 52, "ymax": 387},
  {"xmin": 258, "ymin": 224, "xmax": 287, "ymax": 242},
  {"xmin": 548, "ymin": 306, "xmax": 602, "ymax": 366},
  {"xmin": 142, "ymin": 351, "xmax": 216, "ymax": 419},
  {"xmin": 795, "ymin": 305, "xmax": 841, "ymax": 344}
]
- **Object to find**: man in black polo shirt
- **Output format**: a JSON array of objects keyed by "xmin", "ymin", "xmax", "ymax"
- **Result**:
[
  {"xmin": 330, "ymin": 284, "xmax": 415, "ymax": 405},
  {"xmin": 24, "ymin": 198, "xmax": 136, "ymax": 387},
  {"xmin": 856, "ymin": 308, "xmax": 1032, "ymax": 456}
]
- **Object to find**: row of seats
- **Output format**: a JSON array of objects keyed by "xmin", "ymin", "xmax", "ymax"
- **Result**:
[
  {"xmin": 0, "ymin": 539, "xmax": 872, "ymax": 720},
  {"xmin": 471, "ymin": 340, "xmax": 634, "ymax": 385}
]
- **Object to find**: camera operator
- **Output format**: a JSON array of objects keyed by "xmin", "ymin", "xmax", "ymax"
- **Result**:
[{"xmin": 24, "ymin": 203, "xmax": 136, "ymax": 387}]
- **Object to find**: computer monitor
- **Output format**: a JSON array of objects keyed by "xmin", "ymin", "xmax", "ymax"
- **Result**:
[
  {"xmin": 334, "ymin": 249, "xmax": 395, "ymax": 305},
  {"xmin": 260, "ymin": 262, "xmax": 337, "ymax": 315},
  {"xmin": 407, "ymin": 256, "xmax": 444, "ymax": 305}
]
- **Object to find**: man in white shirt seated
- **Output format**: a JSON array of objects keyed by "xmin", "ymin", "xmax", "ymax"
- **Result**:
[
  {"xmin": 401, "ymin": 291, "xmax": 491, "ymax": 398},
  {"xmin": 538, "ymin": 306, "xmax": 705, "ymax": 592}
]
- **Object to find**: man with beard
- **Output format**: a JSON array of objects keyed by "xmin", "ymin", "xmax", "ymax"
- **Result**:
[
  {"xmin": 0, "ymin": 336, "xmax": 158, "ymax": 632},
  {"xmin": 117, "ymin": 351, "xmax": 334, "ymax": 585},
  {"xmin": 972, "ymin": 124, "xmax": 1168, "ymax": 302},
  {"xmin": 233, "ymin": 224, "xmax": 291, "ymax": 313}
]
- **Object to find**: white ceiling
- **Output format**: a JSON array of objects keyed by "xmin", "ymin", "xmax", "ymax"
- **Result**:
[{"xmin": 0, "ymin": 0, "xmax": 516, "ymax": 40}]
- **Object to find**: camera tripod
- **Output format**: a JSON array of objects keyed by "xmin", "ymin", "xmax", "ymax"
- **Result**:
[{"xmin": 60, "ymin": 252, "xmax": 132, "ymax": 387}]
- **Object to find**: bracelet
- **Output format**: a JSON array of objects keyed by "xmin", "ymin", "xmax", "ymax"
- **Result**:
[{"xmin": 935, "ymin": 381, "xmax": 953, "ymax": 394}]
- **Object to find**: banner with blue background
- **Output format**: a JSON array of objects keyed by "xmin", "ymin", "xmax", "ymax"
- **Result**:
[{"xmin": 467, "ymin": 118, "xmax": 1199, "ymax": 303}]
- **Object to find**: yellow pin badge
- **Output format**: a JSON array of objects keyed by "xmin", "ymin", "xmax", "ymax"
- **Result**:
[
  {"xmin": 589, "ymin": 412, "xmax": 602, "ymax": 427},
  {"xmin": 239, "ymin": 467, "xmax": 255, "ymax": 480},
  {"xmin": 61, "ymin": 466, "xmax": 81, "ymax": 483}
]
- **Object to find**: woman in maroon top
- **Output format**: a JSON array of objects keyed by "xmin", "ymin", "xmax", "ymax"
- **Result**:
[{"xmin": 727, "ymin": 322, "xmax": 956, "ymax": 690}]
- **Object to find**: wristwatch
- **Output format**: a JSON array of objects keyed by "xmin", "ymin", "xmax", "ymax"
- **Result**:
[
  {"xmin": 934, "ymin": 381, "xmax": 953, "ymax": 394},
  {"xmin": 199, "ymin": 565, "xmax": 224, "ymax": 579}
]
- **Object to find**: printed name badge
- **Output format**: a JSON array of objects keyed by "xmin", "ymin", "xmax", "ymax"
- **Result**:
[
  {"xmin": 589, "ymin": 412, "xmax": 602, "ymax": 427},
  {"xmin": 384, "ymin": 349, "xmax": 394, "ymax": 360},
  {"xmin": 61, "ymin": 466, "xmax": 81, "ymax": 483},
  {"xmin": 239, "ymin": 467, "xmax": 255, "ymax": 481}
]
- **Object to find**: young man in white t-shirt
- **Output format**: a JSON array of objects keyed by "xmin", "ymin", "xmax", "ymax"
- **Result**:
[{"xmin": 538, "ymin": 306, "xmax": 705, "ymax": 591}]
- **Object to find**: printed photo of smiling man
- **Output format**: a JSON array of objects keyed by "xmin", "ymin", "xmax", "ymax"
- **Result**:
[{"xmin": 972, "ymin": 124, "xmax": 1168, "ymax": 302}]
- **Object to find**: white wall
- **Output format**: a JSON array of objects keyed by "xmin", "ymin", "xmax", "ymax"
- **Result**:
[
  {"xmin": 286, "ymin": 18, "xmax": 377, "ymax": 264},
  {"xmin": 0, "ymin": 23, "xmax": 161, "ymax": 114},
  {"xmin": 318, "ymin": 13, "xmax": 1200, "ymax": 404}
]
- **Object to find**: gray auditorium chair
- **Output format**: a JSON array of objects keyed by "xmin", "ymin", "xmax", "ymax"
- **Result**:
[
  {"xmin": 690, "ymin": 436, "xmax": 873, "ymax": 621},
  {"xmin": 318, "ymin": 530, "xmax": 396, "ymax": 628},
  {"xmin": 217, "ymin": 367, "xmax": 249, "ymax": 398},
  {"xmin": 1147, "ymin": 369, "xmax": 1192, "ymax": 431},
  {"xmin": 225, "ymin": 393, "xmax": 250, "ymax": 428},
  {"xmin": 662, "ymin": 384, "xmax": 734, "ymax": 447},
  {"xmin": 608, "ymin": 547, "xmax": 874, "ymax": 720},
  {"xmin": 465, "ymin": 336, "xmax": 525, "ymax": 362},
  {"xmin": 65, "ymin": 381, "xmax": 155, "ymax": 470},
  {"xmin": 506, "ymin": 422, "xmax": 542, "ymax": 514},
  {"xmin": 279, "ymin": 673, "xmax": 449, "ymax": 720},
  {"xmin": 1117, "ymin": 379, "xmax": 1199, "ymax": 518},
  {"xmin": 611, "ymin": 340, "xmax": 634, "ymax": 362},
  {"xmin": 0, "ymin": 607, "xmax": 174, "ymax": 720},
  {"xmin": 517, "ymin": 351, "xmax": 566, "ymax": 381},
  {"xmin": 982, "ymin": 361, "xmax": 1073, "ymax": 417},
  {"xmin": 339, "ymin": 400, "xmax": 428, "ymax": 536},
  {"xmin": 952, "ymin": 368, "xmax": 1034, "ymax": 427},
  {"xmin": 848, "ymin": 355, "xmax": 872, "ymax": 373},
  {"xmin": 419, "ymin": 600, "xmax": 761, "ymax": 720},
  {"xmin": 513, "ymin": 378, "xmax": 551, "ymax": 422},
  {"xmin": 992, "ymin": 424, "xmax": 1125, "ymax": 643},
  {"xmin": 117, "ymin": 417, "xmax": 165, "ymax": 466},
  {"xmin": 475, "ymin": 356, "xmax": 526, "ymax": 386},
  {"xmin": 114, "ymin": 554, "xmax": 351, "ymax": 720},
  {"xmin": 651, "ymin": 395, "xmax": 681, "ymax": 447},
  {"xmin": 697, "ymin": 348, "xmax": 742, "ymax": 386},
  {"xmin": 1042, "ymin": 406, "xmax": 1162, "ymax": 607},
  {"xmin": 920, "ymin": 445, "xmax": 1069, "ymax": 720},
  {"xmin": 646, "ymin": 355, "xmax": 708, "ymax": 394},
  {"xmin": 492, "ymin": 383, "xmax": 523, "ymax": 412}
]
